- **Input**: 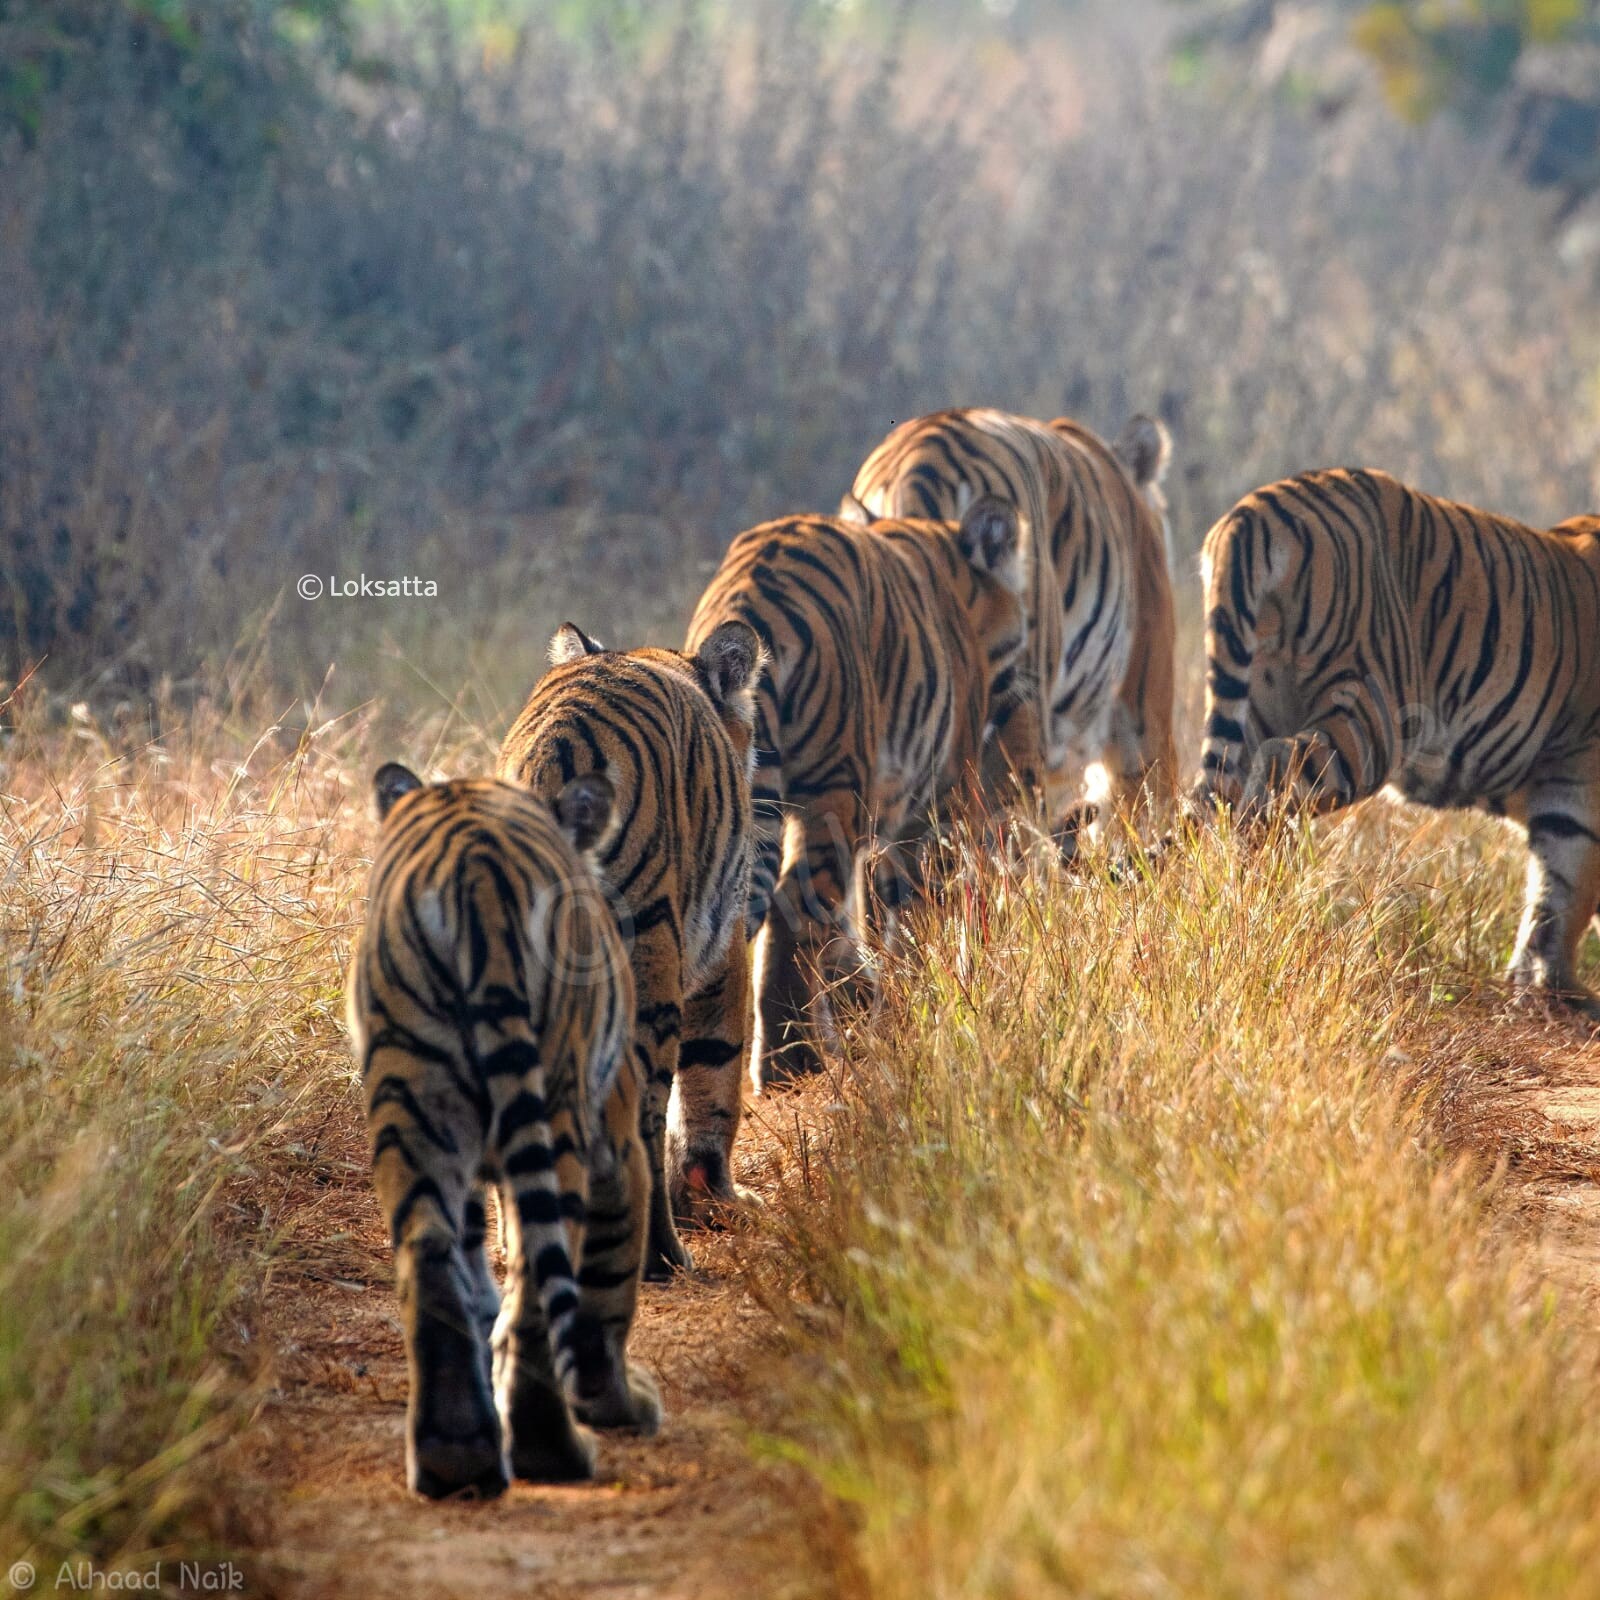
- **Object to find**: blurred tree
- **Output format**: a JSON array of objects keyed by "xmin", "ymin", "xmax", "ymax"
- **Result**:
[
  {"xmin": 1169, "ymin": 0, "xmax": 1600, "ymax": 214},
  {"xmin": 0, "ymin": 0, "xmax": 356, "ymax": 150},
  {"xmin": 1352, "ymin": 0, "xmax": 1591, "ymax": 121},
  {"xmin": 1351, "ymin": 0, "xmax": 1600, "ymax": 215}
]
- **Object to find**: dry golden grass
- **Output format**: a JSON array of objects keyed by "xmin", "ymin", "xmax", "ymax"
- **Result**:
[
  {"xmin": 0, "ymin": 693, "xmax": 470, "ymax": 1569},
  {"xmin": 3, "ymin": 673, "xmax": 1599, "ymax": 1595},
  {"xmin": 753, "ymin": 807, "xmax": 1600, "ymax": 1600}
]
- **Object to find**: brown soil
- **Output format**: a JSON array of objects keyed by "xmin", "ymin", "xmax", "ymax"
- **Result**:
[
  {"xmin": 1416, "ymin": 1007, "xmax": 1600, "ymax": 1309},
  {"xmin": 234, "ymin": 1014, "xmax": 1600, "ymax": 1600},
  {"xmin": 1512, "ymin": 1050, "xmax": 1600, "ymax": 1316},
  {"xmin": 235, "ymin": 1083, "xmax": 858, "ymax": 1600}
]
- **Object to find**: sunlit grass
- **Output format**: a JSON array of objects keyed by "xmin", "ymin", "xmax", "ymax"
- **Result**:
[
  {"xmin": 4, "ymin": 674, "xmax": 1598, "ymax": 1591},
  {"xmin": 0, "ymin": 700, "xmax": 380, "ymax": 1568},
  {"xmin": 756, "ymin": 810, "xmax": 1600, "ymax": 1600}
]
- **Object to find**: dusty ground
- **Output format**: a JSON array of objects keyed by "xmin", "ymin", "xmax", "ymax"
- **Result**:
[
  {"xmin": 235, "ymin": 1018, "xmax": 1600, "ymax": 1600},
  {"xmin": 1501, "ymin": 1035, "xmax": 1600, "ymax": 1315},
  {"xmin": 236, "ymin": 1081, "xmax": 858, "ymax": 1600}
]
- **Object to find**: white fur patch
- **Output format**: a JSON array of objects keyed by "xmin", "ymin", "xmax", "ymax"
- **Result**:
[{"xmin": 417, "ymin": 888, "xmax": 450, "ymax": 946}]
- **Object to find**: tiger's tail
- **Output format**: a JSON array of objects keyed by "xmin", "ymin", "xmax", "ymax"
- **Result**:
[
  {"xmin": 746, "ymin": 666, "xmax": 785, "ymax": 938},
  {"xmin": 481, "ymin": 1013, "xmax": 588, "ymax": 1419},
  {"xmin": 1195, "ymin": 506, "xmax": 1266, "ymax": 809}
]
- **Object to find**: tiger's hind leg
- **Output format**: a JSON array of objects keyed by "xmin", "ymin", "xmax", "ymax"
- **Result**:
[
  {"xmin": 1510, "ymin": 773, "xmax": 1600, "ymax": 1021},
  {"xmin": 751, "ymin": 911, "xmax": 818, "ymax": 1087},
  {"xmin": 1241, "ymin": 684, "xmax": 1400, "ymax": 820},
  {"xmin": 492, "ymin": 1167, "xmax": 598, "ymax": 1482},
  {"xmin": 867, "ymin": 831, "xmax": 930, "ymax": 948},
  {"xmin": 670, "ymin": 930, "xmax": 755, "ymax": 1228},
  {"xmin": 983, "ymin": 689, "xmax": 1046, "ymax": 812},
  {"xmin": 369, "ymin": 1112, "xmax": 506, "ymax": 1500},
  {"xmin": 573, "ymin": 1072, "xmax": 662, "ymax": 1434},
  {"xmin": 754, "ymin": 789, "xmax": 871, "ymax": 1090},
  {"xmin": 462, "ymin": 1186, "xmax": 500, "ymax": 1342},
  {"xmin": 630, "ymin": 923, "xmax": 694, "ymax": 1281},
  {"xmin": 1103, "ymin": 707, "xmax": 1180, "ymax": 838}
]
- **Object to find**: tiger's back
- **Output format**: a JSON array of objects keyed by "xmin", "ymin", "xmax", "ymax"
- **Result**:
[
  {"xmin": 1197, "ymin": 468, "xmax": 1600, "ymax": 810},
  {"xmin": 849, "ymin": 406, "xmax": 1178, "ymax": 826},
  {"xmin": 699, "ymin": 512, "xmax": 1024, "ymax": 845},
  {"xmin": 687, "ymin": 500, "xmax": 1026, "ymax": 1084},
  {"xmin": 346, "ymin": 767, "xmax": 656, "ymax": 1498},
  {"xmin": 499, "ymin": 641, "xmax": 754, "ymax": 984},
  {"xmin": 497, "ymin": 622, "xmax": 763, "ymax": 1275},
  {"xmin": 1196, "ymin": 465, "xmax": 1600, "ymax": 1013}
]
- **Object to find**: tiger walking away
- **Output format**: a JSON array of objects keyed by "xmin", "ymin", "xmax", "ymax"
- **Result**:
[
  {"xmin": 847, "ymin": 406, "xmax": 1179, "ymax": 834},
  {"xmin": 1195, "ymin": 467, "xmax": 1600, "ymax": 1016},
  {"xmin": 498, "ymin": 621, "xmax": 765, "ymax": 1277},
  {"xmin": 345, "ymin": 765, "xmax": 659, "ymax": 1499},
  {"xmin": 688, "ymin": 498, "xmax": 1027, "ymax": 1086}
]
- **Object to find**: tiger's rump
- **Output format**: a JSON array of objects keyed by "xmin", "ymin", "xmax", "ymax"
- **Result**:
[
  {"xmin": 497, "ymin": 625, "xmax": 762, "ymax": 1276},
  {"xmin": 346, "ymin": 770, "xmax": 656, "ymax": 1498},
  {"xmin": 688, "ymin": 503, "xmax": 1026, "ymax": 1087},
  {"xmin": 1195, "ymin": 466, "xmax": 1600, "ymax": 1013},
  {"xmin": 849, "ymin": 406, "xmax": 1178, "ymax": 830},
  {"xmin": 502, "ymin": 650, "xmax": 750, "ymax": 984}
]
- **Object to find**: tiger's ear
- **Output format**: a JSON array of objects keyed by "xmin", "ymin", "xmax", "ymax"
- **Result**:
[
  {"xmin": 838, "ymin": 492, "xmax": 876, "ymax": 526},
  {"xmin": 956, "ymin": 496, "xmax": 1022, "ymax": 590},
  {"xmin": 548, "ymin": 622, "xmax": 606, "ymax": 665},
  {"xmin": 1113, "ymin": 413, "xmax": 1171, "ymax": 490},
  {"xmin": 373, "ymin": 762, "xmax": 424, "ymax": 821},
  {"xmin": 694, "ymin": 620, "xmax": 765, "ymax": 718},
  {"xmin": 554, "ymin": 772, "xmax": 618, "ymax": 856}
]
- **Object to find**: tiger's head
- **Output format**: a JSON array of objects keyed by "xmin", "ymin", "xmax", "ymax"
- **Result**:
[
  {"xmin": 371, "ymin": 760, "xmax": 618, "ymax": 860},
  {"xmin": 547, "ymin": 618, "xmax": 768, "ymax": 780},
  {"xmin": 951, "ymin": 495, "xmax": 1029, "ymax": 729}
]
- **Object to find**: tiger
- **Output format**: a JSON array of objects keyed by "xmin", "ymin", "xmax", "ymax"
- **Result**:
[
  {"xmin": 846, "ymin": 407, "xmax": 1179, "ymax": 836},
  {"xmin": 345, "ymin": 763, "xmax": 659, "ymax": 1499},
  {"xmin": 687, "ymin": 497, "xmax": 1027, "ymax": 1085},
  {"xmin": 1194, "ymin": 467, "xmax": 1600, "ymax": 1016},
  {"xmin": 497, "ymin": 620, "xmax": 764, "ymax": 1277}
]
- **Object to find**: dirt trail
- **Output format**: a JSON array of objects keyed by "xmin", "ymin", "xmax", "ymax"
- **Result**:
[
  {"xmin": 239, "ymin": 1085, "xmax": 852, "ymax": 1600},
  {"xmin": 238, "ymin": 1018, "xmax": 1600, "ymax": 1600},
  {"xmin": 1522, "ymin": 1055, "xmax": 1600, "ymax": 1313},
  {"xmin": 1428, "ymin": 1012, "xmax": 1600, "ymax": 1309}
]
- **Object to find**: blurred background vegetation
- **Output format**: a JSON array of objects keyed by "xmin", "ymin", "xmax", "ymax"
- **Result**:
[{"xmin": 3, "ymin": 0, "xmax": 1599, "ymax": 711}]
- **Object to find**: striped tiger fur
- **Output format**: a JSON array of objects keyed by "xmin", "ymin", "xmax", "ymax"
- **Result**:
[
  {"xmin": 1195, "ymin": 467, "xmax": 1600, "ymax": 1015},
  {"xmin": 846, "ymin": 407, "xmax": 1179, "ymax": 833},
  {"xmin": 687, "ymin": 498, "xmax": 1027, "ymax": 1085},
  {"xmin": 345, "ymin": 763, "xmax": 658, "ymax": 1499},
  {"xmin": 497, "ymin": 620, "xmax": 763, "ymax": 1277}
]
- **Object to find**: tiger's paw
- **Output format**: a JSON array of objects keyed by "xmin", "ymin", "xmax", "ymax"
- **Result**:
[
  {"xmin": 510, "ymin": 1426, "xmax": 598, "ymax": 1484},
  {"xmin": 577, "ymin": 1361, "xmax": 663, "ymax": 1436},
  {"xmin": 644, "ymin": 1227, "xmax": 695, "ymax": 1282},
  {"xmin": 505, "ymin": 1382, "xmax": 599, "ymax": 1483},
  {"xmin": 1512, "ymin": 978, "xmax": 1600, "ymax": 1032},
  {"xmin": 1051, "ymin": 801, "xmax": 1100, "ymax": 866},
  {"xmin": 672, "ymin": 1149, "xmax": 762, "ymax": 1230},
  {"xmin": 408, "ymin": 1432, "xmax": 510, "ymax": 1501},
  {"xmin": 756, "ymin": 1033, "xmax": 826, "ymax": 1090}
]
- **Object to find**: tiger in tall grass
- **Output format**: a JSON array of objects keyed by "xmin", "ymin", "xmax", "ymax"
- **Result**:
[
  {"xmin": 687, "ymin": 497, "xmax": 1027, "ymax": 1084},
  {"xmin": 498, "ymin": 620, "xmax": 763, "ymax": 1276},
  {"xmin": 846, "ymin": 407, "xmax": 1179, "ymax": 834},
  {"xmin": 346, "ymin": 764, "xmax": 658, "ymax": 1498},
  {"xmin": 1195, "ymin": 467, "xmax": 1600, "ymax": 1016}
]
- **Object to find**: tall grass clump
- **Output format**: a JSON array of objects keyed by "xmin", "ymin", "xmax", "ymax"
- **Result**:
[
  {"xmin": 760, "ymin": 817, "xmax": 1600, "ymax": 1599},
  {"xmin": 0, "ymin": 696, "xmax": 384, "ymax": 1568}
]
